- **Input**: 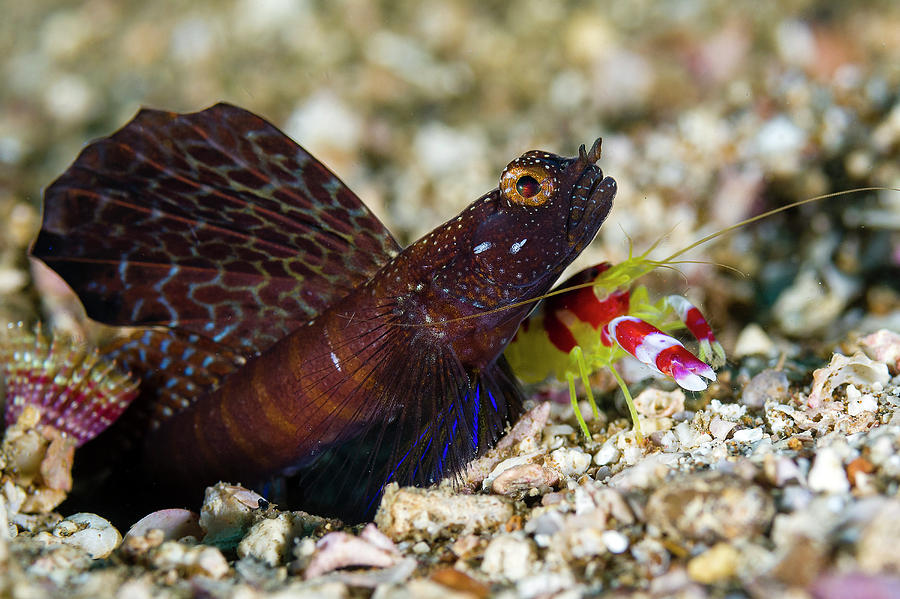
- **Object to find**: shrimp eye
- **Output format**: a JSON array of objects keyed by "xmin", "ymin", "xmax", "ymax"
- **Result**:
[{"xmin": 500, "ymin": 162, "xmax": 556, "ymax": 207}]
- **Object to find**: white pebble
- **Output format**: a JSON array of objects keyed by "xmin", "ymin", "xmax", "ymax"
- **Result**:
[
  {"xmin": 567, "ymin": 527, "xmax": 607, "ymax": 558},
  {"xmin": 44, "ymin": 513, "xmax": 121, "ymax": 559},
  {"xmin": 633, "ymin": 388, "xmax": 685, "ymax": 417},
  {"xmin": 237, "ymin": 514, "xmax": 295, "ymax": 567},
  {"xmin": 709, "ymin": 417, "xmax": 737, "ymax": 440},
  {"xmin": 733, "ymin": 324, "xmax": 776, "ymax": 358},
  {"xmin": 808, "ymin": 448, "xmax": 850, "ymax": 494},
  {"xmin": 674, "ymin": 421, "xmax": 699, "ymax": 447},
  {"xmin": 548, "ymin": 447, "xmax": 591, "ymax": 477},
  {"xmin": 731, "ymin": 428, "xmax": 764, "ymax": 443},
  {"xmin": 43, "ymin": 75, "xmax": 95, "ymax": 123},
  {"xmin": 601, "ymin": 530, "xmax": 629, "ymax": 554},
  {"xmin": 152, "ymin": 541, "xmax": 229, "ymax": 579},
  {"xmin": 594, "ymin": 440, "xmax": 620, "ymax": 466},
  {"xmin": 859, "ymin": 329, "xmax": 900, "ymax": 371},
  {"xmin": 707, "ymin": 399, "xmax": 746, "ymax": 421},
  {"xmin": 481, "ymin": 534, "xmax": 535, "ymax": 581},
  {"xmin": 846, "ymin": 385, "xmax": 878, "ymax": 416}
]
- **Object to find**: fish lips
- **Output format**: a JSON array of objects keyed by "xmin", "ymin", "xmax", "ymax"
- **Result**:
[{"xmin": 566, "ymin": 166, "xmax": 616, "ymax": 248}]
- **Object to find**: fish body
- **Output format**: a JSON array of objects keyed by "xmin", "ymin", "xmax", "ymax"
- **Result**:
[{"xmin": 31, "ymin": 104, "xmax": 615, "ymax": 519}]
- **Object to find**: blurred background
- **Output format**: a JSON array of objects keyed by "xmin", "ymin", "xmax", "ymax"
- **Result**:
[{"xmin": 1, "ymin": 0, "xmax": 898, "ymax": 349}]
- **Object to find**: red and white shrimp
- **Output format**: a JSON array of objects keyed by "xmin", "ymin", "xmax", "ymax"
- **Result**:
[
  {"xmin": 505, "ymin": 245, "xmax": 724, "ymax": 440},
  {"xmin": 504, "ymin": 187, "xmax": 895, "ymax": 440}
]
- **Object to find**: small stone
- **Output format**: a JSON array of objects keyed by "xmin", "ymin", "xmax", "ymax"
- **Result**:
[
  {"xmin": 482, "ymin": 455, "xmax": 541, "ymax": 491},
  {"xmin": 237, "ymin": 513, "xmax": 304, "ymax": 567},
  {"xmin": 547, "ymin": 447, "xmax": 591, "ymax": 477},
  {"xmin": 125, "ymin": 509, "xmax": 202, "ymax": 544},
  {"xmin": 646, "ymin": 473, "xmax": 774, "ymax": 543},
  {"xmin": 731, "ymin": 427, "xmax": 764, "ymax": 443},
  {"xmin": 771, "ymin": 535, "xmax": 829, "ymax": 586},
  {"xmin": 121, "ymin": 528, "xmax": 165, "ymax": 557},
  {"xmin": 376, "ymin": 483, "xmax": 514, "ymax": 542},
  {"xmin": 574, "ymin": 485, "xmax": 635, "ymax": 525},
  {"xmin": 741, "ymin": 369, "xmax": 790, "ymax": 408},
  {"xmin": 709, "ymin": 417, "xmax": 737, "ymax": 440},
  {"xmin": 524, "ymin": 510, "xmax": 565, "ymax": 542},
  {"xmin": 303, "ymin": 523, "xmax": 401, "ymax": 579},
  {"xmin": 0, "ymin": 408, "xmax": 76, "ymax": 513},
  {"xmin": 807, "ymin": 352, "xmax": 890, "ymax": 409},
  {"xmin": 773, "ymin": 267, "xmax": 858, "ymax": 337},
  {"xmin": 464, "ymin": 403, "xmax": 550, "ymax": 487},
  {"xmin": 764, "ymin": 455, "xmax": 803, "ymax": 487},
  {"xmin": 807, "ymin": 447, "xmax": 850, "ymax": 494},
  {"xmin": 430, "ymin": 567, "xmax": 490, "ymax": 598},
  {"xmin": 593, "ymin": 440, "xmax": 620, "ymax": 466},
  {"xmin": 481, "ymin": 533, "xmax": 534, "ymax": 581},
  {"xmin": 631, "ymin": 538, "xmax": 671, "ymax": 577},
  {"xmin": 199, "ymin": 483, "xmax": 266, "ymax": 547},
  {"xmin": 859, "ymin": 329, "xmax": 900, "ymax": 373},
  {"xmin": 491, "ymin": 463, "xmax": 558, "ymax": 497},
  {"xmin": 687, "ymin": 542, "xmax": 740, "ymax": 583},
  {"xmin": 846, "ymin": 456, "xmax": 875, "ymax": 487},
  {"xmin": 706, "ymin": 399, "xmax": 747, "ymax": 421},
  {"xmin": 601, "ymin": 530, "xmax": 629, "ymax": 554},
  {"xmin": 845, "ymin": 385, "xmax": 878, "ymax": 416},
  {"xmin": 449, "ymin": 535, "xmax": 481, "ymax": 559},
  {"xmin": 558, "ymin": 526, "xmax": 608, "ymax": 559},
  {"xmin": 36, "ymin": 512, "xmax": 121, "ymax": 559},
  {"xmin": 150, "ymin": 541, "xmax": 229, "ymax": 579},
  {"xmin": 733, "ymin": 323, "xmax": 776, "ymax": 358},
  {"xmin": 857, "ymin": 499, "xmax": 900, "ymax": 573},
  {"xmin": 37, "ymin": 429, "xmax": 75, "ymax": 492},
  {"xmin": 633, "ymin": 387, "xmax": 685, "ymax": 418}
]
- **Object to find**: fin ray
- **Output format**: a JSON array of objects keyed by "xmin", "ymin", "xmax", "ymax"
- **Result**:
[
  {"xmin": 32, "ymin": 103, "xmax": 401, "ymax": 357},
  {"xmin": 288, "ymin": 320, "xmax": 525, "ymax": 521}
]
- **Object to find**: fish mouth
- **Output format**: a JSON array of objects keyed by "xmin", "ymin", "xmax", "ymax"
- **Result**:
[{"xmin": 566, "ymin": 161, "xmax": 616, "ymax": 247}]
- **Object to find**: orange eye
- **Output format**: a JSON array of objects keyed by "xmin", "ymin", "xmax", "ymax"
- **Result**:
[{"xmin": 500, "ymin": 163, "xmax": 556, "ymax": 206}]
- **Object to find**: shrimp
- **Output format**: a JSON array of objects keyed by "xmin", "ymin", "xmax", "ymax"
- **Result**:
[{"xmin": 505, "ymin": 188, "xmax": 896, "ymax": 440}]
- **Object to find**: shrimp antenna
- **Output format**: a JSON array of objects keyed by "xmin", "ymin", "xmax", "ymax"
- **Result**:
[
  {"xmin": 661, "ymin": 187, "xmax": 893, "ymax": 264},
  {"xmin": 392, "ymin": 187, "xmax": 898, "ymax": 328}
]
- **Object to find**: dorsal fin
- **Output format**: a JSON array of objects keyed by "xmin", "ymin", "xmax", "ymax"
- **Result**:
[{"xmin": 32, "ymin": 103, "xmax": 401, "ymax": 356}]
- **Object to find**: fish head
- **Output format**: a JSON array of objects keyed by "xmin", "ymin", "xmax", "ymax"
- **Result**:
[{"xmin": 469, "ymin": 138, "xmax": 616, "ymax": 294}]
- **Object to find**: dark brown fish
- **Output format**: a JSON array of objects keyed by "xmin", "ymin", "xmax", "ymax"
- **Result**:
[{"xmin": 31, "ymin": 103, "xmax": 615, "ymax": 520}]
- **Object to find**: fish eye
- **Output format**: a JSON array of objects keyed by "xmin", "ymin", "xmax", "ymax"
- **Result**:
[
  {"xmin": 516, "ymin": 175, "xmax": 540, "ymax": 198},
  {"xmin": 500, "ymin": 162, "xmax": 556, "ymax": 207}
]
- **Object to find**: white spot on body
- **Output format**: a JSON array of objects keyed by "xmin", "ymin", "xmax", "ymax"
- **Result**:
[
  {"xmin": 510, "ymin": 238, "xmax": 528, "ymax": 254},
  {"xmin": 330, "ymin": 351, "xmax": 342, "ymax": 372},
  {"xmin": 473, "ymin": 241, "xmax": 492, "ymax": 254}
]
